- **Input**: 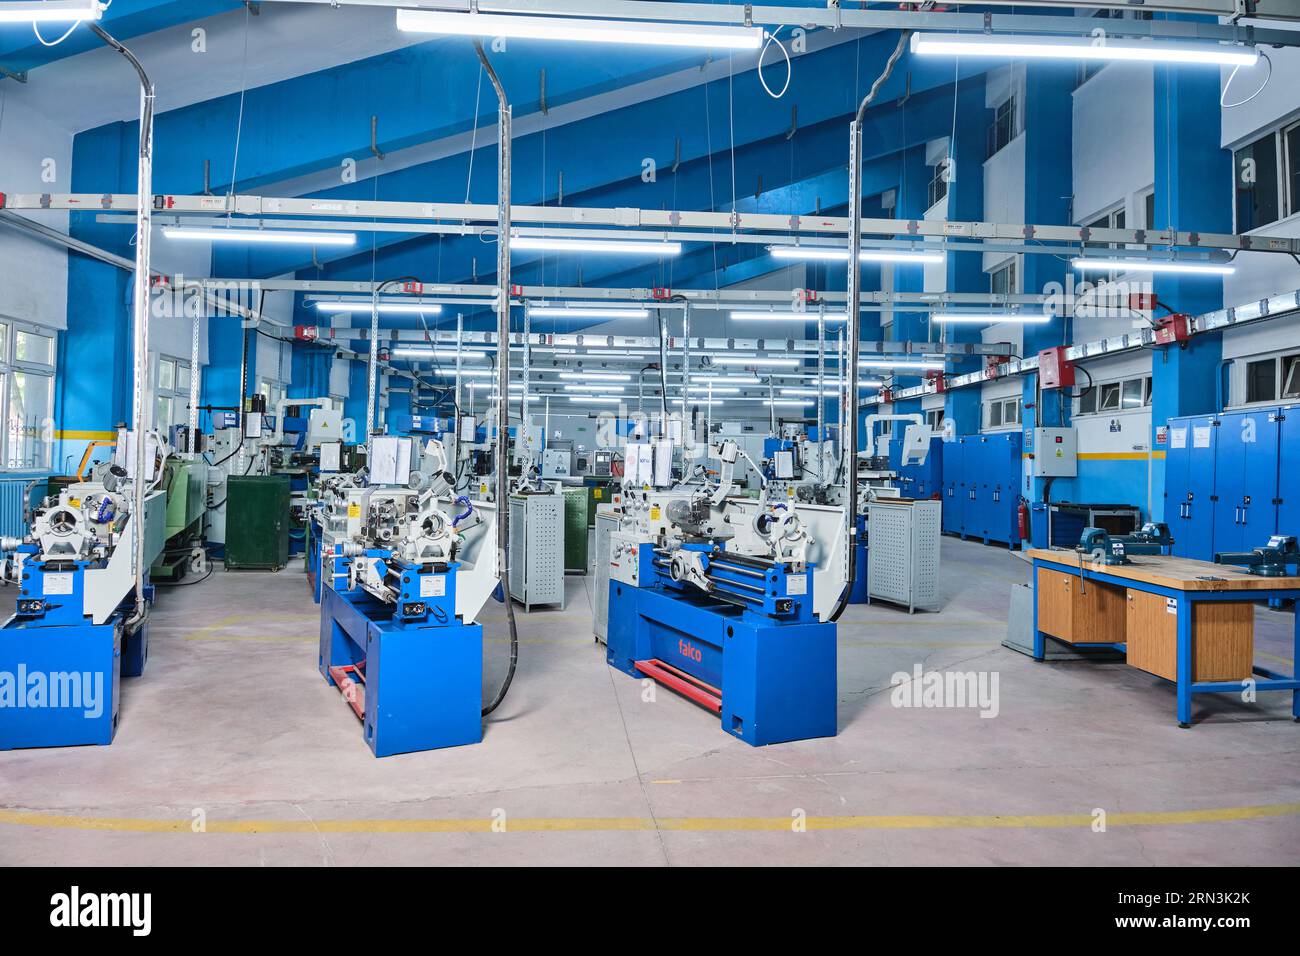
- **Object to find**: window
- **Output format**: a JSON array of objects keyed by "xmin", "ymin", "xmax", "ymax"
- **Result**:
[
  {"xmin": 1121, "ymin": 377, "xmax": 1146, "ymax": 409},
  {"xmin": 1243, "ymin": 353, "xmax": 1300, "ymax": 405},
  {"xmin": 990, "ymin": 259, "xmax": 1017, "ymax": 296},
  {"xmin": 1078, "ymin": 387, "xmax": 1098, "ymax": 415},
  {"xmin": 984, "ymin": 397, "xmax": 1020, "ymax": 430},
  {"xmin": 928, "ymin": 160, "xmax": 950, "ymax": 209},
  {"xmin": 1234, "ymin": 132, "xmax": 1282, "ymax": 231},
  {"xmin": 1143, "ymin": 189, "xmax": 1157, "ymax": 231},
  {"xmin": 925, "ymin": 408, "xmax": 944, "ymax": 430},
  {"xmin": 154, "ymin": 354, "xmax": 193, "ymax": 432},
  {"xmin": 1083, "ymin": 205, "xmax": 1127, "ymax": 281},
  {"xmin": 1284, "ymin": 354, "xmax": 1300, "ymax": 400},
  {"xmin": 1, "ymin": 322, "xmax": 57, "ymax": 470},
  {"xmin": 987, "ymin": 96, "xmax": 1017, "ymax": 158},
  {"xmin": 1099, "ymin": 382, "xmax": 1121, "ymax": 412},
  {"xmin": 1246, "ymin": 358, "xmax": 1276, "ymax": 404},
  {"xmin": 1287, "ymin": 122, "xmax": 1300, "ymax": 224}
]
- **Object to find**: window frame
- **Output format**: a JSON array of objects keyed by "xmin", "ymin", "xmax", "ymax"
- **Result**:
[
  {"xmin": 1, "ymin": 319, "xmax": 58, "ymax": 472},
  {"xmin": 1233, "ymin": 128, "xmax": 1287, "ymax": 233}
]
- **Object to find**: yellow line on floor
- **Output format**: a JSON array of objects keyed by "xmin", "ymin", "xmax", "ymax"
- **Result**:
[{"xmin": 1, "ymin": 803, "xmax": 1295, "ymax": 834}]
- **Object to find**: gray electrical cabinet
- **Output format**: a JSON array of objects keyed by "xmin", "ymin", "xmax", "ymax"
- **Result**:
[
  {"xmin": 592, "ymin": 506, "xmax": 623, "ymax": 643},
  {"xmin": 508, "ymin": 491, "xmax": 566, "ymax": 610},
  {"xmin": 867, "ymin": 499, "xmax": 942, "ymax": 612}
]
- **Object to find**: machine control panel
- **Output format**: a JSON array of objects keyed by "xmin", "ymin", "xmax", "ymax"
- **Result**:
[{"xmin": 609, "ymin": 532, "xmax": 647, "ymax": 587}]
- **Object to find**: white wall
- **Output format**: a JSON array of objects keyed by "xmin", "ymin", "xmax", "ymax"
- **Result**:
[
  {"xmin": 0, "ymin": 97, "xmax": 72, "ymax": 331},
  {"xmin": 1071, "ymin": 62, "xmax": 1154, "ymax": 227}
]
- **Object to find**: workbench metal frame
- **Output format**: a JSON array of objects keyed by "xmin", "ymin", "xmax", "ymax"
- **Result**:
[{"xmin": 1030, "ymin": 555, "xmax": 1300, "ymax": 728}]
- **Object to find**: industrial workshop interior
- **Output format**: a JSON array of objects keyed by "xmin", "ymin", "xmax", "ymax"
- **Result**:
[{"xmin": 0, "ymin": 0, "xmax": 1299, "ymax": 898}]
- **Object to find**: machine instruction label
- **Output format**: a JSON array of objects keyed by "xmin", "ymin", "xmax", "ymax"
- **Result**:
[
  {"xmin": 787, "ymin": 576, "xmax": 807, "ymax": 596},
  {"xmin": 421, "ymin": 576, "xmax": 447, "ymax": 598},
  {"xmin": 348, "ymin": 503, "xmax": 361, "ymax": 519},
  {"xmin": 44, "ymin": 573, "xmax": 75, "ymax": 596}
]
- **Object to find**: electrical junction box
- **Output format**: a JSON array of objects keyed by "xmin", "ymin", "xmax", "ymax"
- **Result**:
[
  {"xmin": 1029, "ymin": 427, "xmax": 1077, "ymax": 478},
  {"xmin": 1037, "ymin": 346, "xmax": 1076, "ymax": 389},
  {"xmin": 1153, "ymin": 313, "xmax": 1192, "ymax": 346}
]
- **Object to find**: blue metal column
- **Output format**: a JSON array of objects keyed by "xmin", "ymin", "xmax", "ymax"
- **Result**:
[
  {"xmin": 1020, "ymin": 61, "xmax": 1075, "ymax": 506},
  {"xmin": 1149, "ymin": 54, "xmax": 1231, "ymax": 522}
]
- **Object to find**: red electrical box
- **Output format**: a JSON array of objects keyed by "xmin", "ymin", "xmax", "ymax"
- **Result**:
[
  {"xmin": 926, "ymin": 370, "xmax": 946, "ymax": 393},
  {"xmin": 1037, "ymin": 346, "xmax": 1076, "ymax": 389},
  {"xmin": 294, "ymin": 325, "xmax": 319, "ymax": 342},
  {"xmin": 1153, "ymin": 313, "xmax": 1192, "ymax": 346}
]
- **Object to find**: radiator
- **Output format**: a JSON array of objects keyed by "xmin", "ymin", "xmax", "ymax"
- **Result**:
[{"xmin": 0, "ymin": 474, "xmax": 47, "ymax": 541}]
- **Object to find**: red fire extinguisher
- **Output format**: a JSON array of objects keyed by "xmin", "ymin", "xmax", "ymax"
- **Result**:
[{"xmin": 1017, "ymin": 499, "xmax": 1030, "ymax": 541}]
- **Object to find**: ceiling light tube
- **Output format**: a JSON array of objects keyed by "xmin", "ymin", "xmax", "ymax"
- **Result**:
[
  {"xmin": 729, "ymin": 311, "xmax": 849, "ymax": 322},
  {"xmin": 858, "ymin": 359, "xmax": 946, "ymax": 371},
  {"xmin": 910, "ymin": 31, "xmax": 1258, "ymax": 67},
  {"xmin": 0, "ymin": 0, "xmax": 102, "ymax": 22},
  {"xmin": 563, "ymin": 384, "xmax": 627, "ymax": 392},
  {"xmin": 527, "ymin": 307, "xmax": 652, "ymax": 319},
  {"xmin": 571, "ymin": 396, "xmax": 624, "ymax": 404},
  {"xmin": 686, "ymin": 386, "xmax": 741, "ymax": 395},
  {"xmin": 696, "ymin": 375, "xmax": 760, "ymax": 385},
  {"xmin": 1071, "ymin": 258, "xmax": 1235, "ymax": 276},
  {"xmin": 763, "ymin": 399, "xmax": 814, "ymax": 407},
  {"xmin": 557, "ymin": 372, "xmax": 632, "ymax": 382},
  {"xmin": 390, "ymin": 349, "xmax": 489, "ymax": 360},
  {"xmin": 511, "ymin": 237, "xmax": 682, "ymax": 255},
  {"xmin": 768, "ymin": 246, "xmax": 945, "ymax": 264},
  {"xmin": 395, "ymin": 9, "xmax": 764, "ymax": 50},
  {"xmin": 931, "ymin": 314, "xmax": 1052, "ymax": 325},
  {"xmin": 316, "ymin": 300, "xmax": 443, "ymax": 314},
  {"xmin": 710, "ymin": 356, "xmax": 800, "ymax": 367},
  {"xmin": 162, "ymin": 226, "xmax": 355, "ymax": 246}
]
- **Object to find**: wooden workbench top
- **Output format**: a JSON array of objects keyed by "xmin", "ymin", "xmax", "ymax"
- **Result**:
[{"xmin": 1024, "ymin": 547, "xmax": 1300, "ymax": 592}]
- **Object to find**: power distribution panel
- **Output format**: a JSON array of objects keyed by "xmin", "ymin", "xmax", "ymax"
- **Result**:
[{"xmin": 1029, "ymin": 427, "xmax": 1077, "ymax": 477}]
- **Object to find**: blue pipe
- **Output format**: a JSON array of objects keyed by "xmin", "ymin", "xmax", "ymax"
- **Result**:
[{"xmin": 452, "ymin": 495, "xmax": 473, "ymax": 528}]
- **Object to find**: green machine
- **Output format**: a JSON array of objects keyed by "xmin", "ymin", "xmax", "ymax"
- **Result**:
[
  {"xmin": 151, "ymin": 459, "xmax": 209, "ymax": 581},
  {"xmin": 224, "ymin": 475, "xmax": 291, "ymax": 571},
  {"xmin": 563, "ymin": 486, "xmax": 589, "ymax": 574}
]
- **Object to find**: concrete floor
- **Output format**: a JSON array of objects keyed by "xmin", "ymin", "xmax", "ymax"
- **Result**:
[{"xmin": 2, "ymin": 536, "xmax": 1297, "ymax": 866}]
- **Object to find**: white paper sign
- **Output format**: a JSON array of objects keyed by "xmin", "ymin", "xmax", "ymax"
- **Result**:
[
  {"xmin": 1169, "ymin": 427, "xmax": 1187, "ymax": 450},
  {"xmin": 1192, "ymin": 426, "xmax": 1211, "ymax": 449}
]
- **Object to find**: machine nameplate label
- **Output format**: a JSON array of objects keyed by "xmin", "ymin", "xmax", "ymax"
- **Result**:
[
  {"xmin": 649, "ymin": 506, "xmax": 661, "ymax": 520},
  {"xmin": 787, "ymin": 576, "xmax": 807, "ymax": 596},
  {"xmin": 44, "ymin": 573, "xmax": 75, "ymax": 595},
  {"xmin": 421, "ymin": 576, "xmax": 447, "ymax": 598},
  {"xmin": 348, "ymin": 503, "xmax": 361, "ymax": 518},
  {"xmin": 1166, "ymin": 597, "xmax": 1177, "ymax": 614}
]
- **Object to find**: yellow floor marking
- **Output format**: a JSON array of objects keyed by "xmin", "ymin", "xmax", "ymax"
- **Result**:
[
  {"xmin": 1, "ymin": 803, "xmax": 1295, "ymax": 835},
  {"xmin": 650, "ymin": 780, "xmax": 682, "ymax": 785}
]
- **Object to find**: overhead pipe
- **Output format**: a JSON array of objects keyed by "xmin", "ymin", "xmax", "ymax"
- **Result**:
[
  {"xmin": 829, "ymin": 29, "xmax": 911, "ymax": 625},
  {"xmin": 90, "ymin": 24, "xmax": 154, "ymax": 635},
  {"xmin": 474, "ymin": 39, "xmax": 519, "ymax": 718}
]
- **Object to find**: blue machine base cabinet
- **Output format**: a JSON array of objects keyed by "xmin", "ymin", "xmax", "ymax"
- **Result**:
[
  {"xmin": 319, "ymin": 573, "xmax": 483, "ymax": 758},
  {"xmin": 606, "ymin": 584, "xmax": 837, "ymax": 746}
]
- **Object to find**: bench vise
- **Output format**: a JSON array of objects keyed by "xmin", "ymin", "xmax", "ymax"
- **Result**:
[
  {"xmin": 1077, "ymin": 522, "xmax": 1173, "ymax": 565},
  {"xmin": 1215, "ymin": 535, "xmax": 1300, "ymax": 578}
]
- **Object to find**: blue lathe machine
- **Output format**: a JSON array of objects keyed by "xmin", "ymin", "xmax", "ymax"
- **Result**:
[
  {"xmin": 1, "ymin": 460, "xmax": 165, "ymax": 750},
  {"xmin": 317, "ymin": 436, "xmax": 498, "ymax": 757},
  {"xmin": 605, "ymin": 440, "xmax": 840, "ymax": 746}
]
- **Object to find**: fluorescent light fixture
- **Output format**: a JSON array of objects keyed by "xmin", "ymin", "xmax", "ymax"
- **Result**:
[
  {"xmin": 729, "ymin": 311, "xmax": 849, "ymax": 322},
  {"xmin": 422, "ymin": 367, "xmax": 495, "ymax": 377},
  {"xmin": 931, "ymin": 314, "xmax": 1053, "ymax": 325},
  {"xmin": 910, "ymin": 31, "xmax": 1258, "ymax": 67},
  {"xmin": 763, "ymin": 399, "xmax": 813, "ymax": 407},
  {"xmin": 696, "ymin": 375, "xmax": 760, "ymax": 385},
  {"xmin": 161, "ymin": 226, "xmax": 355, "ymax": 246},
  {"xmin": 557, "ymin": 372, "xmax": 632, "ymax": 382},
  {"xmin": 1071, "ymin": 258, "xmax": 1235, "ymax": 276},
  {"xmin": 395, "ymin": 9, "xmax": 763, "ymax": 50},
  {"xmin": 316, "ymin": 300, "xmax": 443, "ymax": 315},
  {"xmin": 859, "ymin": 359, "xmax": 946, "ymax": 371},
  {"xmin": 563, "ymin": 384, "xmax": 627, "ymax": 392},
  {"xmin": 768, "ymin": 246, "xmax": 945, "ymax": 264},
  {"xmin": 390, "ymin": 349, "xmax": 490, "ymax": 360},
  {"xmin": 673, "ymin": 398, "xmax": 727, "ymax": 406},
  {"xmin": 528, "ymin": 307, "xmax": 652, "ymax": 319},
  {"xmin": 511, "ymin": 237, "xmax": 682, "ymax": 256},
  {"xmin": 0, "ymin": 1, "xmax": 102, "ymax": 23},
  {"xmin": 711, "ymin": 356, "xmax": 800, "ymax": 368},
  {"xmin": 572, "ymin": 396, "xmax": 624, "ymax": 404},
  {"xmin": 686, "ymin": 386, "xmax": 741, "ymax": 395}
]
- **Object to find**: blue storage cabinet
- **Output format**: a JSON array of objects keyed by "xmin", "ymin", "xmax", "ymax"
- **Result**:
[
  {"xmin": 940, "ymin": 433, "xmax": 1021, "ymax": 546},
  {"xmin": 1277, "ymin": 404, "xmax": 1300, "ymax": 541},
  {"xmin": 1211, "ymin": 407, "xmax": 1281, "ymax": 555},
  {"xmin": 1165, "ymin": 414, "xmax": 1219, "ymax": 561},
  {"xmin": 941, "ymin": 439, "xmax": 965, "ymax": 535}
]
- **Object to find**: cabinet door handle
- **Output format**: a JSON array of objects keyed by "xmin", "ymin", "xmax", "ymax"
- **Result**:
[{"xmin": 1241, "ymin": 504, "xmax": 1248, "ymax": 524}]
